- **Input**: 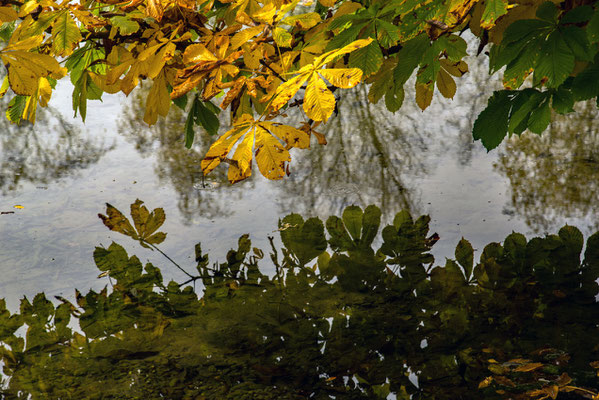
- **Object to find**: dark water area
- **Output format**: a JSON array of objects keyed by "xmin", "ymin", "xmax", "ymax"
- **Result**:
[{"xmin": 1, "ymin": 44, "xmax": 599, "ymax": 398}]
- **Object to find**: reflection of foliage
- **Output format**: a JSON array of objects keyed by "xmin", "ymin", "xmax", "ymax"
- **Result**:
[
  {"xmin": 496, "ymin": 100, "xmax": 599, "ymax": 233},
  {"xmin": 0, "ymin": 95, "xmax": 112, "ymax": 195},
  {"xmin": 118, "ymin": 88, "xmax": 253, "ymax": 220},
  {"xmin": 2, "ymin": 201, "xmax": 599, "ymax": 399}
]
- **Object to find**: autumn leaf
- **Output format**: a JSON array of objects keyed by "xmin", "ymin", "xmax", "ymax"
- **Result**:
[
  {"xmin": 201, "ymin": 114, "xmax": 309, "ymax": 183},
  {"xmin": 144, "ymin": 70, "xmax": 171, "ymax": 125},
  {"xmin": 98, "ymin": 200, "xmax": 167, "ymax": 247},
  {"xmin": 0, "ymin": 43, "xmax": 65, "ymax": 96},
  {"xmin": 271, "ymin": 38, "xmax": 371, "ymax": 122},
  {"xmin": 51, "ymin": 10, "xmax": 82, "ymax": 57}
]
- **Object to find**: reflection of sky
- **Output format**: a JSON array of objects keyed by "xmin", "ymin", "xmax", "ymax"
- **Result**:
[{"xmin": 1, "ymin": 43, "xmax": 598, "ymax": 310}]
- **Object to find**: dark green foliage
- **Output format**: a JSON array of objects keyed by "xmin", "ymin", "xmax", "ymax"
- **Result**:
[{"xmin": 1, "ymin": 203, "xmax": 599, "ymax": 399}]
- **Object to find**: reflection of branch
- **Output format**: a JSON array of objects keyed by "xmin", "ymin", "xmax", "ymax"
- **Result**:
[{"xmin": 147, "ymin": 242, "xmax": 196, "ymax": 279}]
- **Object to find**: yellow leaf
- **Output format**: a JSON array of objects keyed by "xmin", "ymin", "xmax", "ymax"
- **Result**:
[
  {"xmin": 254, "ymin": 128, "xmax": 290, "ymax": 180},
  {"xmin": 514, "ymin": 362, "xmax": 544, "ymax": 372},
  {"xmin": 146, "ymin": 0, "xmax": 164, "ymax": 21},
  {"xmin": 274, "ymin": 27, "xmax": 293, "ymax": 48},
  {"xmin": 261, "ymin": 121, "xmax": 310, "ymax": 149},
  {"xmin": 304, "ymin": 73, "xmax": 335, "ymax": 122},
  {"xmin": 98, "ymin": 203, "xmax": 138, "ymax": 239},
  {"xmin": 18, "ymin": 0, "xmax": 39, "ymax": 18},
  {"xmin": 228, "ymin": 126, "xmax": 255, "ymax": 183},
  {"xmin": 146, "ymin": 42, "xmax": 176, "ymax": 79},
  {"xmin": 416, "ymin": 82, "xmax": 433, "ymax": 111},
  {"xmin": 3, "ymin": 35, "xmax": 43, "ymax": 51},
  {"xmin": 437, "ymin": 68, "xmax": 456, "ymax": 99},
  {"xmin": 89, "ymin": 72, "xmax": 121, "ymax": 94},
  {"xmin": 319, "ymin": 38, "xmax": 373, "ymax": 65},
  {"xmin": 231, "ymin": 25, "xmax": 264, "ymax": 50},
  {"xmin": 37, "ymin": 77, "xmax": 51, "ymax": 107},
  {"xmin": 251, "ymin": 2, "xmax": 276, "ymax": 23},
  {"xmin": 478, "ymin": 377, "xmax": 493, "ymax": 389},
  {"xmin": 282, "ymin": 12, "xmax": 321, "ymax": 29},
  {"xmin": 144, "ymin": 71, "xmax": 170, "ymax": 125},
  {"xmin": 0, "ymin": 6, "xmax": 18, "ymax": 23},
  {"xmin": 271, "ymin": 73, "xmax": 311, "ymax": 111},
  {"xmin": 13, "ymin": 205, "xmax": 24, "ymax": 209},
  {"xmin": 183, "ymin": 44, "xmax": 218, "ymax": 65},
  {"xmin": 318, "ymin": 68, "xmax": 363, "ymax": 89},
  {"xmin": 201, "ymin": 117, "xmax": 252, "ymax": 174},
  {"xmin": 1, "ymin": 51, "xmax": 63, "ymax": 95},
  {"xmin": 318, "ymin": 0, "xmax": 335, "ymax": 6}
]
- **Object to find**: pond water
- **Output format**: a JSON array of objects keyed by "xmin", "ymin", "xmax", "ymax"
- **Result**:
[
  {"xmin": 2, "ymin": 42, "xmax": 599, "ymax": 399},
  {"xmin": 1, "ymin": 48, "xmax": 598, "ymax": 310}
]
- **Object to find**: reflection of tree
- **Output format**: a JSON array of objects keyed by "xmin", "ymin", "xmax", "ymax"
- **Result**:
[
  {"xmin": 279, "ymin": 37, "xmax": 502, "ymax": 219},
  {"xmin": 2, "ymin": 202, "xmax": 599, "ymax": 399},
  {"xmin": 279, "ymin": 85, "xmax": 428, "ymax": 218},
  {"xmin": 118, "ymin": 88, "xmax": 253, "ymax": 221},
  {"xmin": 495, "ymin": 100, "xmax": 599, "ymax": 233},
  {"xmin": 0, "ymin": 95, "xmax": 113, "ymax": 195}
]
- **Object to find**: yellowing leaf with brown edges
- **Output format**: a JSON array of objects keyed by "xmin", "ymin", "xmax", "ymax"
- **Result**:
[{"xmin": 254, "ymin": 128, "xmax": 290, "ymax": 180}]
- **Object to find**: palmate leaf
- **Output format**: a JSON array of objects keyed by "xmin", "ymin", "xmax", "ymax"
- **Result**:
[
  {"xmin": 201, "ymin": 115, "xmax": 310, "ymax": 183},
  {"xmin": 271, "ymin": 38, "xmax": 372, "ymax": 122},
  {"xmin": 98, "ymin": 200, "xmax": 166, "ymax": 247}
]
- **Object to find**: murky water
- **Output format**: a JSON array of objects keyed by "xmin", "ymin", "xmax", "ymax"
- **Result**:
[{"xmin": 1, "ymin": 46, "xmax": 598, "ymax": 312}]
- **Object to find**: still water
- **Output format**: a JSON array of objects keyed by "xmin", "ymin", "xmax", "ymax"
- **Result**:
[{"xmin": 1, "ymin": 51, "xmax": 597, "ymax": 310}]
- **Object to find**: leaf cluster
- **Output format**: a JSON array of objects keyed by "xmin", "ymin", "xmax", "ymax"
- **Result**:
[{"xmin": 1, "ymin": 0, "xmax": 596, "ymax": 181}]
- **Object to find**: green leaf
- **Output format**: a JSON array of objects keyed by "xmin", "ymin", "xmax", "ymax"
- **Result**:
[
  {"xmin": 361, "ymin": 205, "xmax": 381, "ymax": 248},
  {"xmin": 384, "ymin": 82, "xmax": 404, "ymax": 112},
  {"xmin": 279, "ymin": 214, "xmax": 327, "ymax": 266},
  {"xmin": 534, "ymin": 31, "xmax": 575, "ymax": 88},
  {"xmin": 110, "ymin": 15, "xmax": 140, "ymax": 36},
  {"xmin": 560, "ymin": 5, "xmax": 593, "ymax": 24},
  {"xmin": 571, "ymin": 61, "xmax": 599, "ymax": 100},
  {"xmin": 349, "ymin": 41, "xmax": 383, "ymax": 76},
  {"xmin": 184, "ymin": 96, "xmax": 199, "ymax": 148},
  {"xmin": 196, "ymin": 100, "xmax": 220, "ymax": 136},
  {"xmin": 326, "ymin": 216, "xmax": 355, "ymax": 252},
  {"xmin": 393, "ymin": 33, "xmax": 428, "ymax": 84},
  {"xmin": 561, "ymin": 26, "xmax": 593, "ymax": 61},
  {"xmin": 551, "ymin": 86, "xmax": 574, "ymax": 114},
  {"xmin": 527, "ymin": 96, "xmax": 551, "ymax": 134},
  {"xmin": 507, "ymin": 89, "xmax": 543, "ymax": 134},
  {"xmin": 587, "ymin": 8, "xmax": 599, "ymax": 43},
  {"xmin": 342, "ymin": 205, "xmax": 363, "ymax": 241},
  {"xmin": 481, "ymin": 0, "xmax": 508, "ymax": 29},
  {"xmin": 6, "ymin": 95, "xmax": 26, "ymax": 123},
  {"xmin": 455, "ymin": 238, "xmax": 474, "ymax": 279},
  {"xmin": 473, "ymin": 90, "xmax": 512, "ymax": 151},
  {"xmin": 536, "ymin": 1, "xmax": 559, "ymax": 23}
]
